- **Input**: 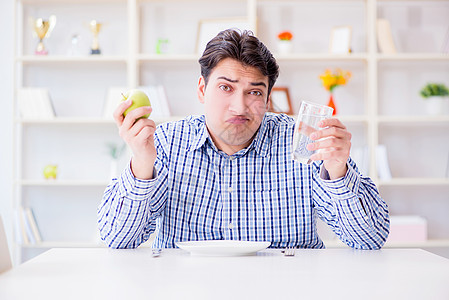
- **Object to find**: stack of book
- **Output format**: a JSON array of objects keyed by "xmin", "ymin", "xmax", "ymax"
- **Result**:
[{"xmin": 14, "ymin": 207, "xmax": 42, "ymax": 245}]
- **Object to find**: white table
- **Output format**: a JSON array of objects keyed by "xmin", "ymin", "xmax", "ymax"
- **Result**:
[{"xmin": 1, "ymin": 248, "xmax": 448, "ymax": 300}]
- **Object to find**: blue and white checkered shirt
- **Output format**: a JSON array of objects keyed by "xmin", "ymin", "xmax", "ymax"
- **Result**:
[{"xmin": 98, "ymin": 113, "xmax": 389, "ymax": 250}]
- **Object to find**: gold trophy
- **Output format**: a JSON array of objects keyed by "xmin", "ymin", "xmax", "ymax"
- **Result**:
[
  {"xmin": 32, "ymin": 15, "xmax": 56, "ymax": 55},
  {"xmin": 89, "ymin": 20, "xmax": 102, "ymax": 55}
]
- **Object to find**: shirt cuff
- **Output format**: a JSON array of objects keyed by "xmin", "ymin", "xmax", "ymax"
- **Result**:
[
  {"xmin": 318, "ymin": 162, "xmax": 361, "ymax": 200},
  {"xmin": 117, "ymin": 162, "xmax": 159, "ymax": 201}
]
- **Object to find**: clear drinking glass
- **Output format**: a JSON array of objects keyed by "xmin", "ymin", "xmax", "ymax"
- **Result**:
[{"xmin": 292, "ymin": 101, "xmax": 334, "ymax": 164}]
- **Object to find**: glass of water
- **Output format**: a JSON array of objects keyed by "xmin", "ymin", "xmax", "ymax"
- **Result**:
[{"xmin": 292, "ymin": 101, "xmax": 334, "ymax": 164}]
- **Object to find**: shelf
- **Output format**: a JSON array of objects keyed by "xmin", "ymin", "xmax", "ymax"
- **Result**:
[
  {"xmin": 377, "ymin": 53, "xmax": 449, "ymax": 61},
  {"xmin": 378, "ymin": 178, "xmax": 449, "ymax": 187},
  {"xmin": 18, "ymin": 180, "xmax": 110, "ymax": 187},
  {"xmin": 18, "ymin": 118, "xmax": 115, "ymax": 125},
  {"xmin": 16, "ymin": 55, "xmax": 128, "ymax": 64},
  {"xmin": 337, "ymin": 115, "xmax": 369, "ymax": 123},
  {"xmin": 384, "ymin": 239, "xmax": 449, "ymax": 248},
  {"xmin": 21, "ymin": 242, "xmax": 106, "ymax": 249},
  {"xmin": 12, "ymin": 0, "xmax": 449, "ymax": 265},
  {"xmin": 288, "ymin": 115, "xmax": 368, "ymax": 123},
  {"xmin": 324, "ymin": 239, "xmax": 449, "ymax": 248},
  {"xmin": 21, "ymin": 240, "xmax": 153, "ymax": 248},
  {"xmin": 138, "ymin": 54, "xmax": 200, "ymax": 62},
  {"xmin": 17, "ymin": 116, "xmax": 185, "ymax": 125},
  {"xmin": 20, "ymin": 0, "xmax": 126, "ymax": 4},
  {"xmin": 378, "ymin": 115, "xmax": 449, "ymax": 124},
  {"xmin": 25, "ymin": 239, "xmax": 449, "ymax": 249},
  {"xmin": 274, "ymin": 53, "xmax": 368, "ymax": 61}
]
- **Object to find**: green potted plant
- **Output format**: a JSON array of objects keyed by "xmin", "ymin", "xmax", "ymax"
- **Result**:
[{"xmin": 419, "ymin": 83, "xmax": 449, "ymax": 115}]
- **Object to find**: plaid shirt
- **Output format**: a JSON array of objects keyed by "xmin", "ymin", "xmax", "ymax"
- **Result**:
[{"xmin": 98, "ymin": 113, "xmax": 389, "ymax": 249}]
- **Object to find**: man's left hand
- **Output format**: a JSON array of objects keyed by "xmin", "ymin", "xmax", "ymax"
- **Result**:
[{"xmin": 306, "ymin": 118, "xmax": 351, "ymax": 179}]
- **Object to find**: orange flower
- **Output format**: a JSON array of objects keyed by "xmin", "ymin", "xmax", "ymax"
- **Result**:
[
  {"xmin": 278, "ymin": 31, "xmax": 293, "ymax": 41},
  {"xmin": 319, "ymin": 68, "xmax": 351, "ymax": 93}
]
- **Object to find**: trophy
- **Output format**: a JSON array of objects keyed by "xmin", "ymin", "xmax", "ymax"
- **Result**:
[
  {"xmin": 89, "ymin": 20, "xmax": 102, "ymax": 55},
  {"xmin": 31, "ymin": 15, "xmax": 56, "ymax": 55}
]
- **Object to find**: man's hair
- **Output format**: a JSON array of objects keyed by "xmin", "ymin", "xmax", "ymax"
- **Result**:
[{"xmin": 198, "ymin": 29, "xmax": 279, "ymax": 97}]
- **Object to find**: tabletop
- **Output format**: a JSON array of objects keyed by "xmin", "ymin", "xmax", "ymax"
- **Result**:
[{"xmin": 1, "ymin": 248, "xmax": 448, "ymax": 300}]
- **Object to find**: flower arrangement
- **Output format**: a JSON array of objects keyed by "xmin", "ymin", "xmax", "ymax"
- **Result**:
[
  {"xmin": 277, "ymin": 31, "xmax": 293, "ymax": 41},
  {"xmin": 419, "ymin": 83, "xmax": 449, "ymax": 99},
  {"xmin": 319, "ymin": 69, "xmax": 352, "ymax": 93},
  {"xmin": 319, "ymin": 68, "xmax": 352, "ymax": 115}
]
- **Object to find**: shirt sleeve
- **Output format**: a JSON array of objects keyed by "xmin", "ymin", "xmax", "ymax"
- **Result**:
[
  {"xmin": 312, "ymin": 158, "xmax": 390, "ymax": 250},
  {"xmin": 97, "ymin": 131, "xmax": 169, "ymax": 249}
]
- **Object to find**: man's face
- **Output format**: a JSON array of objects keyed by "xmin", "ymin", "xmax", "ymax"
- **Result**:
[{"xmin": 197, "ymin": 58, "xmax": 270, "ymax": 155}]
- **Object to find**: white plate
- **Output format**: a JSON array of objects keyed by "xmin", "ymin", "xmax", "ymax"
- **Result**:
[{"xmin": 175, "ymin": 240, "xmax": 271, "ymax": 256}]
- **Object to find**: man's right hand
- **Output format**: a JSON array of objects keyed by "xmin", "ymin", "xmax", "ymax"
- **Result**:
[{"xmin": 113, "ymin": 99, "xmax": 157, "ymax": 180}]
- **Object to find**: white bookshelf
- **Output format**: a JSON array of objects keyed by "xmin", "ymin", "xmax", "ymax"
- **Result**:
[{"xmin": 12, "ymin": 0, "xmax": 449, "ymax": 263}]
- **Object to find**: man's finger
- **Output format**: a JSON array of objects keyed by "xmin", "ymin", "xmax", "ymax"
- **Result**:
[
  {"xmin": 318, "ymin": 118, "xmax": 346, "ymax": 129},
  {"xmin": 113, "ymin": 99, "xmax": 132, "ymax": 126}
]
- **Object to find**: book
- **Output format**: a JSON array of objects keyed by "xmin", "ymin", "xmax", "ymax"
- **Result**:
[
  {"xmin": 442, "ymin": 26, "xmax": 449, "ymax": 54},
  {"xmin": 17, "ymin": 88, "xmax": 55, "ymax": 119},
  {"xmin": 25, "ymin": 207, "xmax": 42, "ymax": 243},
  {"xmin": 16, "ymin": 209, "xmax": 30, "ymax": 245},
  {"xmin": 350, "ymin": 146, "xmax": 370, "ymax": 176},
  {"xmin": 376, "ymin": 144, "xmax": 392, "ymax": 180},
  {"xmin": 103, "ymin": 86, "xmax": 127, "ymax": 120},
  {"xmin": 21, "ymin": 208, "xmax": 36, "ymax": 244},
  {"xmin": 387, "ymin": 215, "xmax": 427, "ymax": 243},
  {"xmin": 138, "ymin": 85, "xmax": 171, "ymax": 119},
  {"xmin": 376, "ymin": 19, "xmax": 397, "ymax": 54}
]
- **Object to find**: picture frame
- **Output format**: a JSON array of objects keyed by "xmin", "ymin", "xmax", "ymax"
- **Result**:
[
  {"xmin": 269, "ymin": 87, "xmax": 294, "ymax": 115},
  {"xmin": 196, "ymin": 17, "xmax": 252, "ymax": 55},
  {"xmin": 329, "ymin": 26, "xmax": 352, "ymax": 54}
]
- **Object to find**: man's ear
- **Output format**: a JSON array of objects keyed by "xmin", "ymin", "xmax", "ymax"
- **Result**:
[{"xmin": 197, "ymin": 76, "xmax": 206, "ymax": 104}]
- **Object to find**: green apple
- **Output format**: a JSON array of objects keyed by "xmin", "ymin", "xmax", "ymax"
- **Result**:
[
  {"xmin": 43, "ymin": 164, "xmax": 58, "ymax": 180},
  {"xmin": 121, "ymin": 89, "xmax": 151, "ymax": 119}
]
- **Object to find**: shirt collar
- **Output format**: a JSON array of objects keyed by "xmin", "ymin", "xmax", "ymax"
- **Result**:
[
  {"xmin": 186, "ymin": 115, "xmax": 209, "ymax": 152},
  {"xmin": 187, "ymin": 113, "xmax": 271, "ymax": 157}
]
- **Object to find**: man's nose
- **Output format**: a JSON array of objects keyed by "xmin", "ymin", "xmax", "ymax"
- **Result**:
[{"xmin": 229, "ymin": 93, "xmax": 249, "ymax": 115}]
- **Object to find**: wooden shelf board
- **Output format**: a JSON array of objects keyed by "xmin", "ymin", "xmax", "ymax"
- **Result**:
[
  {"xmin": 324, "ymin": 239, "xmax": 449, "ymax": 248},
  {"xmin": 377, "ymin": 53, "xmax": 449, "ymax": 61},
  {"xmin": 378, "ymin": 115, "xmax": 449, "ymax": 124},
  {"xmin": 378, "ymin": 178, "xmax": 449, "ymax": 186},
  {"xmin": 17, "ymin": 116, "xmax": 184, "ymax": 125},
  {"xmin": 16, "ymin": 55, "xmax": 127, "ymax": 64},
  {"xmin": 19, "ymin": 180, "xmax": 110, "ymax": 187}
]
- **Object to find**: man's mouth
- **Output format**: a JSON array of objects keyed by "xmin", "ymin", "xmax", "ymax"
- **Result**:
[{"xmin": 226, "ymin": 116, "xmax": 250, "ymax": 124}]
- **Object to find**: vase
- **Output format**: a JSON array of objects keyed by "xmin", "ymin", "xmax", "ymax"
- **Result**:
[
  {"xmin": 327, "ymin": 93, "xmax": 337, "ymax": 116},
  {"xmin": 277, "ymin": 40, "xmax": 293, "ymax": 54},
  {"xmin": 425, "ymin": 96, "xmax": 449, "ymax": 115}
]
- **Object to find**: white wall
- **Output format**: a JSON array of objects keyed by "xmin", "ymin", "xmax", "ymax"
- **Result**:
[{"xmin": 0, "ymin": 0, "xmax": 14, "ymax": 257}]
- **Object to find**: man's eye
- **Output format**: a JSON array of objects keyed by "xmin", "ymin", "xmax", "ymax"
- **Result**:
[
  {"xmin": 220, "ymin": 85, "xmax": 231, "ymax": 92},
  {"xmin": 250, "ymin": 91, "xmax": 262, "ymax": 96}
]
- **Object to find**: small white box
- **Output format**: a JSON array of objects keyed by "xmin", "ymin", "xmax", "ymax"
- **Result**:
[{"xmin": 387, "ymin": 215, "xmax": 427, "ymax": 243}]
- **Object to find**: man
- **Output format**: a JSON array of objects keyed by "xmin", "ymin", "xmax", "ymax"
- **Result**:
[{"xmin": 98, "ymin": 29, "xmax": 389, "ymax": 250}]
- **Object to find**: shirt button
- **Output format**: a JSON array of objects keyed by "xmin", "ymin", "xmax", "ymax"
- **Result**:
[
  {"xmin": 229, "ymin": 156, "xmax": 235, "ymax": 161},
  {"xmin": 228, "ymin": 187, "xmax": 233, "ymax": 193},
  {"xmin": 228, "ymin": 223, "xmax": 234, "ymax": 229}
]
